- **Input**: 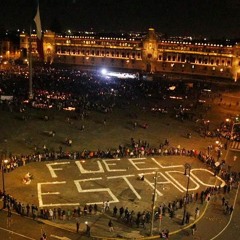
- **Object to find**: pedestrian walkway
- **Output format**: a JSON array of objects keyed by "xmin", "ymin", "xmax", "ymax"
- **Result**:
[
  {"xmin": 230, "ymin": 141, "xmax": 240, "ymax": 151},
  {"xmin": 2, "ymin": 189, "xmax": 237, "ymax": 240},
  {"xmin": 36, "ymin": 202, "xmax": 207, "ymax": 239}
]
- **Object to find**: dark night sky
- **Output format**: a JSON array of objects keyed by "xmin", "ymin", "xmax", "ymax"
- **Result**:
[{"xmin": 1, "ymin": 0, "xmax": 240, "ymax": 38}]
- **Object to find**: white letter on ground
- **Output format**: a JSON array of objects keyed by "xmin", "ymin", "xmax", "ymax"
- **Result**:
[{"xmin": 46, "ymin": 162, "xmax": 70, "ymax": 178}]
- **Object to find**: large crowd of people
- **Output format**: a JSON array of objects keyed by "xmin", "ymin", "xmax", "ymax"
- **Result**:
[
  {"xmin": 0, "ymin": 65, "xmax": 214, "ymax": 116},
  {"xmin": 0, "ymin": 64, "xmax": 239, "ymax": 238},
  {"xmin": 0, "ymin": 165, "xmax": 236, "ymax": 238}
]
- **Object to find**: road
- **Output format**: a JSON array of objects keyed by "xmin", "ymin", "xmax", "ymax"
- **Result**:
[{"xmin": 0, "ymin": 210, "xmax": 87, "ymax": 240}]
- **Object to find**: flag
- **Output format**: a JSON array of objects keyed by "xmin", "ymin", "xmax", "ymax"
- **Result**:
[{"xmin": 34, "ymin": 2, "xmax": 44, "ymax": 60}]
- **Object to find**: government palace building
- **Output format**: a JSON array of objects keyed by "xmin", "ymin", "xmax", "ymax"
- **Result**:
[{"xmin": 19, "ymin": 28, "xmax": 240, "ymax": 81}]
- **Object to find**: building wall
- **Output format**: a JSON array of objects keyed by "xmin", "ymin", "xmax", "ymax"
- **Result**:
[{"xmin": 19, "ymin": 29, "xmax": 240, "ymax": 81}]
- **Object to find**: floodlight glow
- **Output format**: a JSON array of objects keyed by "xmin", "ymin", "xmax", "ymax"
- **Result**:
[
  {"xmin": 101, "ymin": 68, "xmax": 107, "ymax": 75},
  {"xmin": 168, "ymin": 86, "xmax": 176, "ymax": 91}
]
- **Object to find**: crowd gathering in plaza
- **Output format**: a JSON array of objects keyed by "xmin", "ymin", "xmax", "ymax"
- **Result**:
[
  {"xmin": 0, "ymin": 64, "xmax": 239, "ymax": 238},
  {"xmin": 0, "ymin": 160, "xmax": 237, "ymax": 238}
]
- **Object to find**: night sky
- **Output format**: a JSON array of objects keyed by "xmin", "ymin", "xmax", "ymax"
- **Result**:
[{"xmin": 1, "ymin": 0, "xmax": 240, "ymax": 38}]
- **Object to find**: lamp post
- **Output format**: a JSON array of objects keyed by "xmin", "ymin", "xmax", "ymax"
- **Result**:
[
  {"xmin": 182, "ymin": 163, "xmax": 191, "ymax": 225},
  {"xmin": 1, "ymin": 159, "xmax": 8, "ymax": 193},
  {"xmin": 150, "ymin": 171, "xmax": 158, "ymax": 236}
]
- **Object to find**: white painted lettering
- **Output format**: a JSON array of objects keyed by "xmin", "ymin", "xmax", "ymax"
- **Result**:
[
  {"xmin": 75, "ymin": 160, "xmax": 104, "ymax": 174},
  {"xmin": 102, "ymin": 158, "xmax": 126, "ymax": 172},
  {"xmin": 128, "ymin": 158, "xmax": 158, "ymax": 171},
  {"xmin": 108, "ymin": 175, "xmax": 141, "ymax": 199},
  {"xmin": 46, "ymin": 162, "xmax": 70, "ymax": 178},
  {"xmin": 38, "ymin": 181, "xmax": 79, "ymax": 207},
  {"xmin": 74, "ymin": 178, "xmax": 119, "ymax": 205},
  {"xmin": 190, "ymin": 169, "xmax": 226, "ymax": 187}
]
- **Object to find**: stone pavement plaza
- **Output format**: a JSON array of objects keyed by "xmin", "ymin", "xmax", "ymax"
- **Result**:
[
  {"xmin": 1, "ymin": 85, "xmax": 240, "ymax": 239},
  {"xmin": 2, "ymin": 152, "xmax": 239, "ymax": 240}
]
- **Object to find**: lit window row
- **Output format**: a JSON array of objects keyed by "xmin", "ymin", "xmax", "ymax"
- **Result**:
[
  {"xmin": 57, "ymin": 49, "xmax": 141, "ymax": 59},
  {"xmin": 161, "ymin": 40, "xmax": 229, "ymax": 47}
]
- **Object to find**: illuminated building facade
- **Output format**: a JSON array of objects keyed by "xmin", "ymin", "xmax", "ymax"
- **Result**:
[
  {"xmin": 20, "ymin": 28, "xmax": 240, "ymax": 81},
  {"xmin": 0, "ymin": 33, "xmax": 20, "ymax": 64}
]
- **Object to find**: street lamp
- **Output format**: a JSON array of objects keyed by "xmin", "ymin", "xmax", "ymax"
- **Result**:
[
  {"xmin": 182, "ymin": 163, "xmax": 191, "ymax": 225},
  {"xmin": 1, "ymin": 159, "xmax": 8, "ymax": 193},
  {"xmin": 150, "ymin": 171, "xmax": 158, "ymax": 236}
]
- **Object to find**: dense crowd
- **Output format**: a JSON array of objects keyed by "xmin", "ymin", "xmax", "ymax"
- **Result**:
[
  {"xmin": 0, "ymin": 65, "xmax": 212, "ymax": 117},
  {"xmin": 0, "ymin": 65, "xmax": 239, "ymax": 238},
  {"xmin": 1, "ymin": 136, "xmax": 239, "ymax": 223},
  {"xmin": 0, "ymin": 173, "xmax": 236, "ymax": 239}
]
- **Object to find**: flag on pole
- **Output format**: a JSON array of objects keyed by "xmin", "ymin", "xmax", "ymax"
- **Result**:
[{"xmin": 34, "ymin": 2, "xmax": 44, "ymax": 60}]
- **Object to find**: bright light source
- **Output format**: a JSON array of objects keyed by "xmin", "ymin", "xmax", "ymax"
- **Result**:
[
  {"xmin": 101, "ymin": 68, "xmax": 107, "ymax": 75},
  {"xmin": 168, "ymin": 86, "xmax": 176, "ymax": 91}
]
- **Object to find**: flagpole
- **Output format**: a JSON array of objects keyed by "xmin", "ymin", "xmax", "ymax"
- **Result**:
[{"xmin": 29, "ymin": 25, "xmax": 33, "ymax": 100}]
